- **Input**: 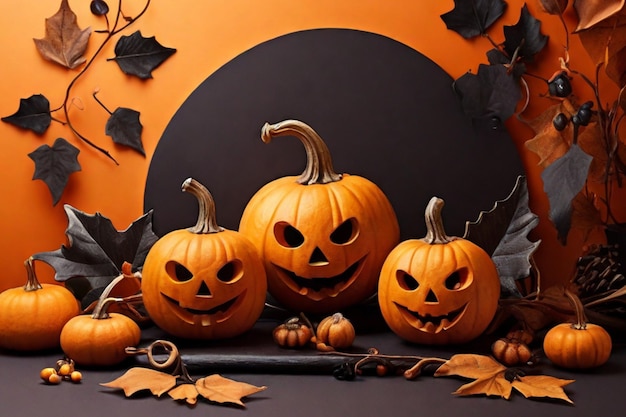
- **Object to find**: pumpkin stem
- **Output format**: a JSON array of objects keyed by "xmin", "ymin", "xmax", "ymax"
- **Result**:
[
  {"xmin": 182, "ymin": 177, "xmax": 224, "ymax": 234},
  {"xmin": 23, "ymin": 257, "xmax": 43, "ymax": 292},
  {"xmin": 422, "ymin": 197, "xmax": 457, "ymax": 244},
  {"xmin": 91, "ymin": 296, "xmax": 124, "ymax": 320},
  {"xmin": 564, "ymin": 288, "xmax": 588, "ymax": 330},
  {"xmin": 90, "ymin": 262, "xmax": 139, "ymax": 319},
  {"xmin": 261, "ymin": 120, "xmax": 342, "ymax": 185}
]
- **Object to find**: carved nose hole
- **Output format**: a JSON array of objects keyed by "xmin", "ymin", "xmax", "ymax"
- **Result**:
[
  {"xmin": 197, "ymin": 281, "xmax": 211, "ymax": 296},
  {"xmin": 425, "ymin": 289, "xmax": 438, "ymax": 303},
  {"xmin": 309, "ymin": 247, "xmax": 329, "ymax": 266}
]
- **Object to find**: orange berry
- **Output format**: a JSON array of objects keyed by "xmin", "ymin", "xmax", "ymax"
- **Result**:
[
  {"xmin": 69, "ymin": 371, "xmax": 83, "ymax": 383},
  {"xmin": 40, "ymin": 368, "xmax": 57, "ymax": 382},
  {"xmin": 47, "ymin": 373, "xmax": 62, "ymax": 385},
  {"xmin": 58, "ymin": 363, "xmax": 72, "ymax": 376}
]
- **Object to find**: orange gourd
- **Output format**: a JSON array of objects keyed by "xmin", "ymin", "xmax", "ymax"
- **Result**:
[
  {"xmin": 239, "ymin": 120, "xmax": 399, "ymax": 314},
  {"xmin": 0, "ymin": 258, "xmax": 80, "ymax": 351},
  {"xmin": 60, "ymin": 296, "xmax": 141, "ymax": 366},
  {"xmin": 315, "ymin": 312, "xmax": 356, "ymax": 349},
  {"xmin": 543, "ymin": 289, "xmax": 612, "ymax": 369},
  {"xmin": 272, "ymin": 316, "xmax": 313, "ymax": 349},
  {"xmin": 141, "ymin": 178, "xmax": 267, "ymax": 339},
  {"xmin": 378, "ymin": 196, "xmax": 501, "ymax": 345}
]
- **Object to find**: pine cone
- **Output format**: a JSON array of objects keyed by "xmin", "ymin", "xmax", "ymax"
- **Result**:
[{"xmin": 572, "ymin": 243, "xmax": 625, "ymax": 299}]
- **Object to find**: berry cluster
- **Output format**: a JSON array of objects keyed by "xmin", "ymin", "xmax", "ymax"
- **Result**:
[
  {"xmin": 40, "ymin": 358, "xmax": 82, "ymax": 385},
  {"xmin": 553, "ymin": 100, "xmax": 594, "ymax": 132}
]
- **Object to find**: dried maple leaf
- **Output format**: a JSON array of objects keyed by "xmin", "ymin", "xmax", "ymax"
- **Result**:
[
  {"xmin": 28, "ymin": 137, "xmax": 81, "ymax": 206},
  {"xmin": 1, "ymin": 94, "xmax": 52, "ymax": 135},
  {"xmin": 524, "ymin": 100, "xmax": 576, "ymax": 168},
  {"xmin": 574, "ymin": 0, "xmax": 625, "ymax": 31},
  {"xmin": 195, "ymin": 375, "xmax": 267, "ymax": 407},
  {"xmin": 502, "ymin": 4, "xmax": 549, "ymax": 63},
  {"xmin": 570, "ymin": 192, "xmax": 604, "ymax": 240},
  {"xmin": 33, "ymin": 0, "xmax": 92, "ymax": 69},
  {"xmin": 109, "ymin": 30, "xmax": 176, "ymax": 79},
  {"xmin": 434, "ymin": 354, "xmax": 575, "ymax": 403},
  {"xmin": 100, "ymin": 367, "xmax": 177, "ymax": 397},
  {"xmin": 102, "ymin": 368, "xmax": 266, "ymax": 407},
  {"xmin": 440, "ymin": 0, "xmax": 508, "ymax": 39}
]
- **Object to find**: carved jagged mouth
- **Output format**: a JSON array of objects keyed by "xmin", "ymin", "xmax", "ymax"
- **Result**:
[
  {"xmin": 161, "ymin": 292, "xmax": 243, "ymax": 326},
  {"xmin": 394, "ymin": 302, "xmax": 468, "ymax": 334},
  {"xmin": 273, "ymin": 257, "xmax": 365, "ymax": 300}
]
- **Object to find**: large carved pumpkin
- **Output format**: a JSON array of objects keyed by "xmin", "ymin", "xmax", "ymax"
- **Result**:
[
  {"xmin": 141, "ymin": 178, "xmax": 267, "ymax": 339},
  {"xmin": 378, "ymin": 196, "xmax": 500, "ymax": 345},
  {"xmin": 239, "ymin": 120, "xmax": 399, "ymax": 314}
]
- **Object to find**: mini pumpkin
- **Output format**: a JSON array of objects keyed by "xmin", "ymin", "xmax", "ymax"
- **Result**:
[
  {"xmin": 239, "ymin": 120, "xmax": 399, "ymax": 314},
  {"xmin": 272, "ymin": 316, "xmax": 313, "ymax": 349},
  {"xmin": 315, "ymin": 312, "xmax": 356, "ymax": 350},
  {"xmin": 378, "ymin": 196, "xmax": 501, "ymax": 345},
  {"xmin": 141, "ymin": 178, "xmax": 267, "ymax": 340},
  {"xmin": 0, "ymin": 258, "xmax": 80, "ymax": 351},
  {"xmin": 60, "ymin": 295, "xmax": 141, "ymax": 367},
  {"xmin": 543, "ymin": 289, "xmax": 612, "ymax": 369},
  {"xmin": 491, "ymin": 337, "xmax": 533, "ymax": 366}
]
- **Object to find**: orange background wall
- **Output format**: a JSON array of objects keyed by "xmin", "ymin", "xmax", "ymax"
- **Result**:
[{"xmin": 0, "ymin": 0, "xmax": 613, "ymax": 292}]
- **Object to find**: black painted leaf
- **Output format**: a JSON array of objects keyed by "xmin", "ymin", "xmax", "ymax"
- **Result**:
[
  {"xmin": 503, "ymin": 5, "xmax": 549, "ymax": 62},
  {"xmin": 453, "ymin": 63, "xmax": 521, "ymax": 121},
  {"xmin": 441, "ymin": 0, "xmax": 507, "ymax": 39},
  {"xmin": 109, "ymin": 30, "xmax": 176, "ymax": 79},
  {"xmin": 32, "ymin": 206, "xmax": 159, "ymax": 297},
  {"xmin": 541, "ymin": 144, "xmax": 593, "ymax": 244},
  {"xmin": 106, "ymin": 107, "xmax": 145, "ymax": 155},
  {"xmin": 486, "ymin": 48, "xmax": 526, "ymax": 78},
  {"xmin": 1, "ymin": 94, "xmax": 52, "ymax": 134},
  {"xmin": 464, "ymin": 176, "xmax": 541, "ymax": 298},
  {"xmin": 28, "ymin": 138, "xmax": 81, "ymax": 205}
]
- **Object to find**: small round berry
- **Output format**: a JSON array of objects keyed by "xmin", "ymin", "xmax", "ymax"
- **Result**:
[
  {"xmin": 548, "ymin": 72, "xmax": 572, "ymax": 97},
  {"xmin": 58, "ymin": 363, "xmax": 72, "ymax": 376},
  {"xmin": 40, "ymin": 368, "xmax": 57, "ymax": 382},
  {"xmin": 47, "ymin": 373, "xmax": 62, "ymax": 385},
  {"xmin": 69, "ymin": 371, "xmax": 83, "ymax": 383},
  {"xmin": 553, "ymin": 113, "xmax": 569, "ymax": 131}
]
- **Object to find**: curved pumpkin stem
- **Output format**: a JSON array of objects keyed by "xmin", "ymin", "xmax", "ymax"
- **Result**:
[
  {"xmin": 23, "ymin": 257, "xmax": 43, "ymax": 292},
  {"xmin": 261, "ymin": 119, "xmax": 342, "ymax": 185},
  {"xmin": 422, "ymin": 197, "xmax": 457, "ymax": 244},
  {"xmin": 182, "ymin": 177, "xmax": 224, "ymax": 234},
  {"xmin": 564, "ymin": 288, "xmax": 588, "ymax": 330}
]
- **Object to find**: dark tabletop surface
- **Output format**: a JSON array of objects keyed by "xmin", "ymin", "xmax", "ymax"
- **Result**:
[{"xmin": 2, "ymin": 314, "xmax": 624, "ymax": 417}]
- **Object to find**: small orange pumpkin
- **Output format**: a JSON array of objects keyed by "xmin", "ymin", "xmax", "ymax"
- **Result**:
[
  {"xmin": 60, "ymin": 295, "xmax": 141, "ymax": 366},
  {"xmin": 0, "ymin": 258, "xmax": 80, "ymax": 351},
  {"xmin": 378, "ymin": 196, "xmax": 501, "ymax": 345},
  {"xmin": 272, "ymin": 316, "xmax": 313, "ymax": 349},
  {"xmin": 315, "ymin": 312, "xmax": 356, "ymax": 350},
  {"xmin": 239, "ymin": 120, "xmax": 399, "ymax": 314},
  {"xmin": 141, "ymin": 178, "xmax": 267, "ymax": 339},
  {"xmin": 543, "ymin": 289, "xmax": 612, "ymax": 369}
]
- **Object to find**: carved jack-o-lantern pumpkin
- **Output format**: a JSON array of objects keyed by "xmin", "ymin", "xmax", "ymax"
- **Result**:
[
  {"xmin": 239, "ymin": 120, "xmax": 399, "ymax": 314},
  {"xmin": 378, "ymin": 197, "xmax": 500, "ymax": 345},
  {"xmin": 141, "ymin": 178, "xmax": 267, "ymax": 340}
]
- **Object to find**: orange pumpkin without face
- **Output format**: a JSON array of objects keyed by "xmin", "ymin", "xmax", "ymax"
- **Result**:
[
  {"xmin": 378, "ymin": 196, "xmax": 500, "ymax": 345},
  {"xmin": 141, "ymin": 178, "xmax": 267, "ymax": 340},
  {"xmin": 239, "ymin": 120, "xmax": 399, "ymax": 314}
]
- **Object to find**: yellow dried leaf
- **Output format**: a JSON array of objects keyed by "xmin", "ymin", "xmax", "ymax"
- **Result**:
[
  {"xmin": 435, "ymin": 354, "xmax": 506, "ymax": 380},
  {"xmin": 512, "ymin": 375, "xmax": 575, "ymax": 404},
  {"xmin": 168, "ymin": 383, "xmax": 199, "ymax": 405},
  {"xmin": 100, "ymin": 367, "xmax": 177, "ymax": 397},
  {"xmin": 195, "ymin": 374, "xmax": 267, "ymax": 407}
]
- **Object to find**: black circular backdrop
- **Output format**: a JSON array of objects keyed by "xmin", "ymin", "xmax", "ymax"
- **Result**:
[{"xmin": 144, "ymin": 28, "xmax": 523, "ymax": 240}]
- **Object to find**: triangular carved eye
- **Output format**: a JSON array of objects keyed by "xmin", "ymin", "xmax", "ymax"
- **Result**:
[
  {"xmin": 330, "ymin": 218, "xmax": 358, "ymax": 244},
  {"xmin": 166, "ymin": 261, "xmax": 193, "ymax": 282}
]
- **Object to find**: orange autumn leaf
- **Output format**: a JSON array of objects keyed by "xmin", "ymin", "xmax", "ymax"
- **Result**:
[
  {"xmin": 434, "ymin": 354, "xmax": 575, "ymax": 403},
  {"xmin": 33, "ymin": 0, "xmax": 91, "ymax": 69},
  {"xmin": 168, "ymin": 383, "xmax": 200, "ymax": 405},
  {"xmin": 577, "ymin": 122, "xmax": 609, "ymax": 182},
  {"xmin": 100, "ymin": 367, "xmax": 177, "ymax": 397},
  {"xmin": 571, "ymin": 191, "xmax": 604, "ymax": 240},
  {"xmin": 524, "ymin": 101, "xmax": 576, "ymax": 167},
  {"xmin": 195, "ymin": 374, "xmax": 267, "ymax": 407},
  {"xmin": 574, "ymin": 0, "xmax": 625, "ymax": 31}
]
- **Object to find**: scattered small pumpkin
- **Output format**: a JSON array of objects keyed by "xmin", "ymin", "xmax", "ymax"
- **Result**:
[
  {"xmin": 272, "ymin": 316, "xmax": 314, "ymax": 349},
  {"xmin": 239, "ymin": 120, "xmax": 399, "ymax": 314},
  {"xmin": 0, "ymin": 257, "xmax": 80, "ymax": 352},
  {"xmin": 491, "ymin": 337, "xmax": 533, "ymax": 366},
  {"xmin": 60, "ymin": 270, "xmax": 141, "ymax": 366},
  {"xmin": 315, "ymin": 312, "xmax": 356, "ymax": 350},
  {"xmin": 543, "ymin": 289, "xmax": 612, "ymax": 370},
  {"xmin": 377, "ymin": 196, "xmax": 501, "ymax": 345},
  {"xmin": 60, "ymin": 295, "xmax": 141, "ymax": 366},
  {"xmin": 141, "ymin": 178, "xmax": 267, "ymax": 340}
]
